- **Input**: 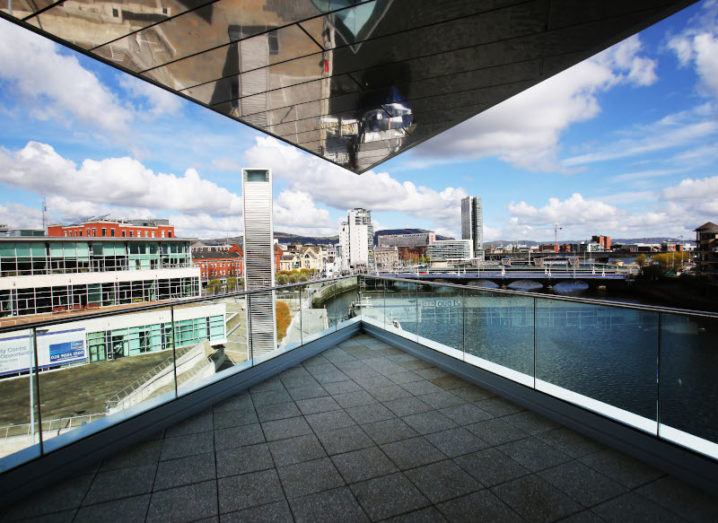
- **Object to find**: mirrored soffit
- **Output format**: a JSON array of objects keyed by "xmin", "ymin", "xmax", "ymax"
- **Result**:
[{"xmin": 0, "ymin": 0, "xmax": 696, "ymax": 173}]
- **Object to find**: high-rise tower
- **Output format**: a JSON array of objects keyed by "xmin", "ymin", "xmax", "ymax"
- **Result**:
[
  {"xmin": 461, "ymin": 196, "xmax": 483, "ymax": 258},
  {"xmin": 339, "ymin": 208, "xmax": 374, "ymax": 272},
  {"xmin": 242, "ymin": 168, "xmax": 276, "ymax": 356}
]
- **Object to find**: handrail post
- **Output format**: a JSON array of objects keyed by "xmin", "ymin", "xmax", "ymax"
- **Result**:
[
  {"xmin": 170, "ymin": 305, "xmax": 179, "ymax": 398},
  {"xmin": 31, "ymin": 327, "xmax": 44, "ymax": 455}
]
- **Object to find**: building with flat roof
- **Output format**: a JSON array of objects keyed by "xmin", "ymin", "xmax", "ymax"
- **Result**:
[
  {"xmin": 192, "ymin": 245, "xmax": 243, "ymax": 281},
  {"xmin": 427, "ymin": 239, "xmax": 472, "ymax": 262},
  {"xmin": 695, "ymin": 222, "xmax": 718, "ymax": 276},
  {"xmin": 377, "ymin": 231, "xmax": 436, "ymax": 249},
  {"xmin": 339, "ymin": 208, "xmax": 374, "ymax": 272},
  {"xmin": 48, "ymin": 219, "xmax": 175, "ymax": 239},
  {"xmin": 374, "ymin": 246, "xmax": 400, "ymax": 272}
]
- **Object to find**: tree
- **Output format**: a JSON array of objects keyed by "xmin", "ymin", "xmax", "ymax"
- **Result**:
[
  {"xmin": 275, "ymin": 300, "xmax": 291, "ymax": 341},
  {"xmin": 206, "ymin": 279, "xmax": 222, "ymax": 295},
  {"xmin": 635, "ymin": 254, "xmax": 648, "ymax": 268}
]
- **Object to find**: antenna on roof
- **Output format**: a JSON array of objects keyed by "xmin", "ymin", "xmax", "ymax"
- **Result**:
[{"xmin": 41, "ymin": 195, "xmax": 47, "ymax": 232}]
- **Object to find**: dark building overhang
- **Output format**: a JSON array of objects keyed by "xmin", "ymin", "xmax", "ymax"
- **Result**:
[{"xmin": 0, "ymin": 0, "xmax": 696, "ymax": 174}]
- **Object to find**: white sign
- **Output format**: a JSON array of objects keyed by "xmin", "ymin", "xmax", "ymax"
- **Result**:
[{"xmin": 0, "ymin": 328, "xmax": 87, "ymax": 376}]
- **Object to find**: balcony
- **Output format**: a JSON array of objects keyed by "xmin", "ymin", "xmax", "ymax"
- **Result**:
[{"xmin": 0, "ymin": 276, "xmax": 717, "ymax": 520}]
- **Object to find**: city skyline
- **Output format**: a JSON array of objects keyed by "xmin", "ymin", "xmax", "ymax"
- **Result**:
[{"xmin": 0, "ymin": 3, "xmax": 717, "ymax": 242}]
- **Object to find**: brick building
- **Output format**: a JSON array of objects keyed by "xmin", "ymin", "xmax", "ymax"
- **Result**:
[
  {"xmin": 192, "ymin": 244, "xmax": 243, "ymax": 280},
  {"xmin": 48, "ymin": 219, "xmax": 175, "ymax": 239}
]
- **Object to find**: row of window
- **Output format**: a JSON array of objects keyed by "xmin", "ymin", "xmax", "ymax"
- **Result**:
[
  {"xmin": 0, "ymin": 277, "xmax": 200, "ymax": 317},
  {"xmin": 63, "ymin": 228, "xmax": 173, "ymax": 238},
  {"xmin": 86, "ymin": 315, "xmax": 224, "ymax": 362}
]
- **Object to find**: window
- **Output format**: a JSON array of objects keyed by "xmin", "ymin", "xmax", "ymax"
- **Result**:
[
  {"xmin": 121, "ymin": 230, "xmax": 126, "ymax": 237},
  {"xmin": 111, "ymin": 229, "xmax": 115, "ymax": 237},
  {"xmin": 129, "ymin": 230, "xmax": 134, "ymax": 237},
  {"xmin": 168, "ymin": 232, "xmax": 173, "ymax": 238},
  {"xmin": 101, "ymin": 228, "xmax": 107, "ymax": 237},
  {"xmin": 268, "ymin": 31, "xmax": 279, "ymax": 55},
  {"xmin": 112, "ymin": 8, "xmax": 118, "ymax": 17}
]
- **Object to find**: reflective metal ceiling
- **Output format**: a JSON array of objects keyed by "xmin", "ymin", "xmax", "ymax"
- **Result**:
[{"xmin": 0, "ymin": 0, "xmax": 695, "ymax": 173}]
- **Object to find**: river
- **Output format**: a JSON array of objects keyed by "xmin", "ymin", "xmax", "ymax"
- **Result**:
[{"xmin": 325, "ymin": 286, "xmax": 718, "ymax": 449}]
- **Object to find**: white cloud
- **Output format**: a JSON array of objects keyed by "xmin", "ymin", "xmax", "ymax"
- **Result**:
[
  {"xmin": 508, "ymin": 193, "xmax": 619, "ymax": 227},
  {"xmin": 667, "ymin": 1, "xmax": 718, "ymax": 98},
  {"xmin": 0, "ymin": 141, "xmax": 243, "ymax": 216},
  {"xmin": 0, "ymin": 203, "xmax": 43, "ymax": 229},
  {"xmin": 119, "ymin": 76, "xmax": 182, "ymax": 116},
  {"xmin": 0, "ymin": 19, "xmax": 132, "ymax": 133},
  {"xmin": 410, "ymin": 35, "xmax": 657, "ymax": 171},
  {"xmin": 245, "ymin": 137, "xmax": 467, "ymax": 227},
  {"xmin": 274, "ymin": 190, "xmax": 335, "ymax": 235}
]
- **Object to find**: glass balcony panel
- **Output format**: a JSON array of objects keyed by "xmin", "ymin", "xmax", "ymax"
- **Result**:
[
  {"xmin": 300, "ymin": 282, "xmax": 337, "ymax": 344},
  {"xmin": 357, "ymin": 277, "xmax": 384, "ymax": 328},
  {"xmin": 276, "ymin": 285, "xmax": 303, "ymax": 352},
  {"xmin": 327, "ymin": 276, "xmax": 361, "ymax": 330},
  {"xmin": 535, "ymin": 299, "xmax": 658, "ymax": 434},
  {"xmin": 0, "ymin": 328, "xmax": 41, "ymax": 471},
  {"xmin": 383, "ymin": 279, "xmax": 418, "ymax": 342},
  {"xmin": 175, "ymin": 297, "xmax": 240, "ymax": 395},
  {"xmin": 38, "ymin": 306, "xmax": 179, "ymax": 453},
  {"xmin": 659, "ymin": 312, "xmax": 718, "ymax": 459},
  {"xmin": 415, "ymin": 283, "xmax": 463, "ymax": 358},
  {"xmin": 463, "ymin": 288, "xmax": 534, "ymax": 386}
]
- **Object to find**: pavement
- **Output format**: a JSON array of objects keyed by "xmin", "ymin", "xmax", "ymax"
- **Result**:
[{"xmin": 4, "ymin": 333, "xmax": 718, "ymax": 522}]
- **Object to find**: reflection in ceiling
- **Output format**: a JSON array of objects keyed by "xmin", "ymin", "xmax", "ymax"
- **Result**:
[{"xmin": 0, "ymin": 0, "xmax": 696, "ymax": 173}]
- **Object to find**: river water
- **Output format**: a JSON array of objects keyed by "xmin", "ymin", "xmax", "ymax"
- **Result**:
[{"xmin": 325, "ymin": 286, "xmax": 718, "ymax": 449}]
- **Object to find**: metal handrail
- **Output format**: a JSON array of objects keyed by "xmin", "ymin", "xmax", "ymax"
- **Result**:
[
  {"xmin": 367, "ymin": 275, "xmax": 718, "ymax": 319},
  {"xmin": 0, "ymin": 276, "xmax": 354, "ymax": 334}
]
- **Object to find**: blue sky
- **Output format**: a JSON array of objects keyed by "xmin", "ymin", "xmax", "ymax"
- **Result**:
[{"xmin": 0, "ymin": 1, "xmax": 717, "ymax": 241}]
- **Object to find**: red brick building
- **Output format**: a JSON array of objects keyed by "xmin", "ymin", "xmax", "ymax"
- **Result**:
[
  {"xmin": 48, "ymin": 219, "xmax": 175, "ymax": 239},
  {"xmin": 193, "ymin": 244, "xmax": 243, "ymax": 280}
]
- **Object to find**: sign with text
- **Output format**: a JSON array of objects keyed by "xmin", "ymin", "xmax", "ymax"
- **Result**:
[{"xmin": 0, "ymin": 329, "xmax": 87, "ymax": 376}]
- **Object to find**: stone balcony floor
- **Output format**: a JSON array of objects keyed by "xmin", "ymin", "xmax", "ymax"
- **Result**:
[{"xmin": 5, "ymin": 333, "xmax": 718, "ymax": 522}]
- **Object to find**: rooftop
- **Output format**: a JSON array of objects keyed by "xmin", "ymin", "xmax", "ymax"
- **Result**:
[{"xmin": 6, "ymin": 333, "xmax": 717, "ymax": 522}]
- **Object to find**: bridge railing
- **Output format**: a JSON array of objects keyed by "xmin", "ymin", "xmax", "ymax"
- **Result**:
[{"xmin": 361, "ymin": 275, "xmax": 718, "ymax": 462}]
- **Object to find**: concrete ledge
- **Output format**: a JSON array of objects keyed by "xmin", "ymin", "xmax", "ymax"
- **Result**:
[
  {"xmin": 362, "ymin": 321, "xmax": 718, "ymax": 495},
  {"xmin": 0, "ymin": 322, "xmax": 360, "ymax": 507}
]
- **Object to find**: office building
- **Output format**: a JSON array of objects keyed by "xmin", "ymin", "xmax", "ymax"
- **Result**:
[
  {"xmin": 242, "ymin": 168, "xmax": 276, "ymax": 355},
  {"xmin": 591, "ymin": 235, "xmax": 612, "ymax": 251},
  {"xmin": 339, "ymin": 208, "xmax": 374, "ymax": 272},
  {"xmin": 377, "ymin": 231, "xmax": 436, "ymax": 249},
  {"xmin": 461, "ymin": 196, "xmax": 483, "ymax": 258},
  {"xmin": 48, "ymin": 219, "xmax": 175, "ymax": 239},
  {"xmin": 374, "ymin": 246, "xmax": 400, "ymax": 272},
  {"xmin": 695, "ymin": 222, "xmax": 718, "ymax": 276},
  {"xmin": 192, "ymin": 245, "xmax": 243, "ymax": 281},
  {"xmin": 427, "ymin": 239, "xmax": 473, "ymax": 261}
]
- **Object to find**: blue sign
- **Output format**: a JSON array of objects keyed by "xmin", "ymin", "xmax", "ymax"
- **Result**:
[{"xmin": 49, "ymin": 340, "xmax": 85, "ymax": 363}]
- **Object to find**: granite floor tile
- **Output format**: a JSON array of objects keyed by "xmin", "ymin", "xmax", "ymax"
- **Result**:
[
  {"xmin": 498, "ymin": 437, "xmax": 572, "ymax": 472},
  {"xmin": 251, "ymin": 389, "xmax": 292, "ymax": 407},
  {"xmin": 74, "ymin": 495, "xmax": 150, "ymax": 523},
  {"xmin": 333, "ymin": 390, "xmax": 376, "ymax": 408},
  {"xmin": 405, "ymin": 460, "xmax": 481, "ymax": 503},
  {"xmin": 277, "ymin": 457, "xmax": 345, "ymax": 498},
  {"xmin": 218, "ymin": 469, "xmax": 284, "ymax": 513},
  {"xmin": 100, "ymin": 440, "xmax": 162, "ymax": 471},
  {"xmin": 216, "ymin": 443, "xmax": 274, "ymax": 478},
  {"xmin": 450, "ymin": 386, "xmax": 495, "ymax": 402},
  {"xmin": 579, "ymin": 449, "xmax": 664, "ymax": 489},
  {"xmin": 287, "ymin": 384, "xmax": 329, "ymax": 401},
  {"xmin": 269, "ymin": 434, "xmax": 327, "ymax": 467},
  {"xmin": 536, "ymin": 427, "xmax": 604, "ymax": 458},
  {"xmin": 383, "ymin": 396, "xmax": 433, "ymax": 417},
  {"xmin": 161, "ymin": 431, "xmax": 214, "ymax": 460},
  {"xmin": 361, "ymin": 418, "xmax": 418, "ymax": 445},
  {"xmin": 250, "ymin": 377, "xmax": 285, "ymax": 393},
  {"xmin": 467, "ymin": 418, "xmax": 529, "ymax": 446},
  {"xmin": 419, "ymin": 390, "xmax": 466, "ymax": 409},
  {"xmin": 454, "ymin": 447, "xmax": 530, "ymax": 487},
  {"xmin": 83, "ymin": 464, "xmax": 156, "ymax": 505},
  {"xmin": 591, "ymin": 492, "xmax": 680, "ymax": 522},
  {"xmin": 476, "ymin": 397, "xmax": 523, "ymax": 416},
  {"xmin": 331, "ymin": 447, "xmax": 397, "ymax": 483},
  {"xmin": 255, "ymin": 401, "xmax": 301, "ymax": 422},
  {"xmin": 431, "ymin": 375, "xmax": 470, "ymax": 391},
  {"xmin": 351, "ymin": 472, "xmax": 430, "ymax": 521},
  {"xmin": 381, "ymin": 436, "xmax": 447, "ymax": 470},
  {"xmin": 503, "ymin": 411, "xmax": 560, "ymax": 435},
  {"xmin": 636, "ymin": 476, "xmax": 718, "ymax": 522},
  {"xmin": 214, "ymin": 423, "xmax": 264, "ymax": 451},
  {"xmin": 221, "ymin": 500, "xmax": 293, "ymax": 523},
  {"xmin": 492, "ymin": 475, "xmax": 583, "ymax": 523},
  {"xmin": 402, "ymin": 411, "xmax": 458, "ymax": 435},
  {"xmin": 323, "ymin": 380, "xmax": 363, "ymax": 395},
  {"xmin": 437, "ymin": 490, "xmax": 522, "ymax": 523},
  {"xmin": 439, "ymin": 403, "xmax": 493, "ymax": 425},
  {"xmin": 213, "ymin": 408, "xmax": 259, "ymax": 430},
  {"xmin": 346, "ymin": 403, "xmax": 396, "ymax": 424},
  {"xmin": 296, "ymin": 396, "xmax": 342, "ymax": 415},
  {"xmin": 316, "ymin": 425, "xmax": 375, "ymax": 455},
  {"xmin": 290, "ymin": 487, "xmax": 369, "ymax": 523},
  {"xmin": 261, "ymin": 416, "xmax": 312, "ymax": 441},
  {"xmin": 368, "ymin": 384, "xmax": 413, "ymax": 402},
  {"xmin": 539, "ymin": 461, "xmax": 627, "ymax": 508},
  {"xmin": 213, "ymin": 394, "xmax": 253, "ymax": 413},
  {"xmin": 389, "ymin": 370, "xmax": 424, "ymax": 384},
  {"xmin": 425, "ymin": 427, "xmax": 488, "ymax": 458},
  {"xmin": 385, "ymin": 507, "xmax": 448, "ymax": 522},
  {"xmin": 3, "ymin": 474, "xmax": 94, "ymax": 519},
  {"xmin": 147, "ymin": 480, "xmax": 218, "ymax": 522},
  {"xmin": 154, "ymin": 452, "xmax": 216, "ymax": 491},
  {"xmin": 305, "ymin": 410, "xmax": 357, "ymax": 433},
  {"xmin": 400, "ymin": 380, "xmax": 444, "ymax": 396},
  {"xmin": 313, "ymin": 370, "xmax": 350, "ymax": 385}
]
